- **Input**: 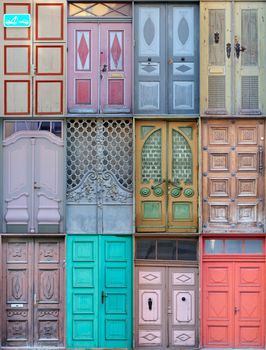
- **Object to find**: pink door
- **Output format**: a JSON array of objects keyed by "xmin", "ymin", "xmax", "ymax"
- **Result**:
[
  {"xmin": 202, "ymin": 261, "xmax": 265, "ymax": 348},
  {"xmin": 68, "ymin": 23, "xmax": 131, "ymax": 113}
]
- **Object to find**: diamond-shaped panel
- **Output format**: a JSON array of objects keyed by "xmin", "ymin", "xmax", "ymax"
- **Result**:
[
  {"xmin": 111, "ymin": 33, "xmax": 121, "ymax": 68},
  {"xmin": 176, "ymin": 274, "xmax": 191, "ymax": 283},
  {"xmin": 78, "ymin": 33, "xmax": 89, "ymax": 68},
  {"xmin": 176, "ymin": 333, "xmax": 191, "ymax": 342},
  {"xmin": 143, "ymin": 333, "xmax": 159, "ymax": 341}
]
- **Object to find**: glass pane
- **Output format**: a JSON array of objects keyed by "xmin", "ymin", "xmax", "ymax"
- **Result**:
[
  {"xmin": 205, "ymin": 240, "xmax": 223, "ymax": 254},
  {"xmin": 224, "ymin": 240, "xmax": 242, "ymax": 254},
  {"xmin": 244, "ymin": 240, "xmax": 263, "ymax": 254},
  {"xmin": 178, "ymin": 240, "xmax": 197, "ymax": 260},
  {"xmin": 136, "ymin": 240, "xmax": 155, "ymax": 259},
  {"xmin": 157, "ymin": 240, "xmax": 176, "ymax": 260}
]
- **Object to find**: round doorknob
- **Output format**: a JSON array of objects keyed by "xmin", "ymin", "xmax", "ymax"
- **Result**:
[{"xmin": 182, "ymin": 297, "xmax": 186, "ymax": 301}]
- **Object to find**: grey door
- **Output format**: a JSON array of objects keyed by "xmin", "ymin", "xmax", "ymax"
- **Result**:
[{"xmin": 134, "ymin": 4, "xmax": 199, "ymax": 114}]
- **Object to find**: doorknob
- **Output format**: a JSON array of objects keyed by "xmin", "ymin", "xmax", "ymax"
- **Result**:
[
  {"xmin": 34, "ymin": 182, "xmax": 41, "ymax": 189},
  {"xmin": 101, "ymin": 291, "xmax": 108, "ymax": 304}
]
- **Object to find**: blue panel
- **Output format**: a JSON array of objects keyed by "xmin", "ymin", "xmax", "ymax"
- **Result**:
[
  {"xmin": 105, "ymin": 319, "xmax": 127, "ymax": 340},
  {"xmin": 103, "ymin": 205, "xmax": 133, "ymax": 234},
  {"xmin": 66, "ymin": 205, "xmax": 97, "ymax": 233}
]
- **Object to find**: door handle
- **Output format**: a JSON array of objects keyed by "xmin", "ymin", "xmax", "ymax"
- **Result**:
[
  {"xmin": 226, "ymin": 43, "xmax": 231, "ymax": 58},
  {"xmin": 148, "ymin": 297, "xmax": 152, "ymax": 310},
  {"xmin": 151, "ymin": 178, "xmax": 165, "ymax": 189},
  {"xmin": 168, "ymin": 58, "xmax": 173, "ymax": 64},
  {"xmin": 258, "ymin": 145, "xmax": 264, "ymax": 175},
  {"xmin": 101, "ymin": 64, "xmax": 107, "ymax": 72},
  {"xmin": 34, "ymin": 182, "xmax": 41, "ymax": 189},
  {"xmin": 234, "ymin": 306, "xmax": 239, "ymax": 314},
  {"xmin": 34, "ymin": 293, "xmax": 37, "ymax": 305},
  {"xmin": 101, "ymin": 291, "xmax": 108, "ymax": 304},
  {"xmin": 234, "ymin": 41, "xmax": 246, "ymax": 59}
]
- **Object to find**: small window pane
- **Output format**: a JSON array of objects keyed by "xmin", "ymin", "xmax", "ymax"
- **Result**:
[
  {"xmin": 178, "ymin": 240, "xmax": 197, "ymax": 260},
  {"xmin": 205, "ymin": 240, "xmax": 223, "ymax": 254},
  {"xmin": 224, "ymin": 240, "xmax": 242, "ymax": 254},
  {"xmin": 244, "ymin": 240, "xmax": 263, "ymax": 254},
  {"xmin": 136, "ymin": 240, "xmax": 155, "ymax": 259},
  {"xmin": 157, "ymin": 240, "xmax": 176, "ymax": 260}
]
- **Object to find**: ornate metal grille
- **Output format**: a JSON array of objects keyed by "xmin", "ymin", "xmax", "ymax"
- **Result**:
[
  {"xmin": 141, "ymin": 130, "xmax": 162, "ymax": 183},
  {"xmin": 67, "ymin": 119, "xmax": 133, "ymax": 202},
  {"xmin": 172, "ymin": 130, "xmax": 192, "ymax": 184}
]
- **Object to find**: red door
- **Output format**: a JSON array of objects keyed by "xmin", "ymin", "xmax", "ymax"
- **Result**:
[{"xmin": 203, "ymin": 261, "xmax": 265, "ymax": 348}]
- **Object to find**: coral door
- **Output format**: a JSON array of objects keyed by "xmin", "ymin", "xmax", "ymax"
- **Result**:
[
  {"xmin": 202, "ymin": 261, "xmax": 265, "ymax": 348},
  {"xmin": 68, "ymin": 23, "xmax": 131, "ymax": 113},
  {"xmin": 1, "ymin": 237, "xmax": 65, "ymax": 348},
  {"xmin": 135, "ymin": 266, "xmax": 198, "ymax": 348},
  {"xmin": 136, "ymin": 120, "xmax": 198, "ymax": 232}
]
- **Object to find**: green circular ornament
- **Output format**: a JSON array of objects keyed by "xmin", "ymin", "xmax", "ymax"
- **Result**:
[
  {"xmin": 184, "ymin": 188, "xmax": 194, "ymax": 197},
  {"xmin": 153, "ymin": 187, "xmax": 164, "ymax": 196},
  {"xmin": 140, "ymin": 187, "xmax": 151, "ymax": 197},
  {"xmin": 171, "ymin": 188, "xmax": 181, "ymax": 197}
]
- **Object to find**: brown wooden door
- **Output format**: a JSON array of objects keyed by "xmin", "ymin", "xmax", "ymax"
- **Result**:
[
  {"xmin": 1, "ymin": 237, "xmax": 65, "ymax": 348},
  {"xmin": 202, "ymin": 119, "xmax": 265, "ymax": 233}
]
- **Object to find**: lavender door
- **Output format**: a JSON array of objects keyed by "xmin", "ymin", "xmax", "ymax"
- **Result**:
[{"xmin": 68, "ymin": 22, "xmax": 131, "ymax": 113}]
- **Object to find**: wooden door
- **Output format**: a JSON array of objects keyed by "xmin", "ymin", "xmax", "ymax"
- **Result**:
[
  {"xmin": 168, "ymin": 5, "xmax": 199, "ymax": 114},
  {"xmin": 134, "ymin": 5, "xmax": 166, "ymax": 113},
  {"xmin": 67, "ymin": 235, "xmax": 133, "ymax": 348},
  {"xmin": 68, "ymin": 22, "xmax": 131, "ymax": 113},
  {"xmin": 202, "ymin": 260, "xmax": 265, "ymax": 348},
  {"xmin": 234, "ymin": 3, "xmax": 266, "ymax": 115},
  {"xmin": 135, "ymin": 267, "xmax": 166, "ymax": 347},
  {"xmin": 136, "ymin": 120, "xmax": 198, "ymax": 233},
  {"xmin": 168, "ymin": 268, "xmax": 197, "ymax": 347},
  {"xmin": 3, "ymin": 131, "xmax": 64, "ymax": 233},
  {"xmin": 202, "ymin": 119, "xmax": 264, "ymax": 233},
  {"xmin": 1, "ymin": 237, "xmax": 65, "ymax": 348},
  {"xmin": 100, "ymin": 23, "xmax": 131, "ymax": 113}
]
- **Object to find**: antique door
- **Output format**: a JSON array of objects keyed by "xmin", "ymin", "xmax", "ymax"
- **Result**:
[
  {"xmin": 202, "ymin": 119, "xmax": 265, "ymax": 233},
  {"xmin": 136, "ymin": 120, "xmax": 198, "ymax": 232},
  {"xmin": 3, "ymin": 128, "xmax": 64, "ymax": 233},
  {"xmin": 67, "ymin": 235, "xmax": 132, "ymax": 348},
  {"xmin": 68, "ymin": 22, "xmax": 131, "ymax": 113},
  {"xmin": 203, "ymin": 255, "xmax": 265, "ymax": 347},
  {"xmin": 134, "ymin": 4, "xmax": 199, "ymax": 114},
  {"xmin": 1, "ymin": 237, "xmax": 65, "ymax": 348},
  {"xmin": 1, "ymin": 1, "xmax": 66, "ymax": 116},
  {"xmin": 201, "ymin": 2, "xmax": 266, "ymax": 115},
  {"xmin": 136, "ymin": 264, "xmax": 198, "ymax": 348}
]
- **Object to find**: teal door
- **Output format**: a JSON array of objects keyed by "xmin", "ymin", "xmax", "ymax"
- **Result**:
[{"xmin": 67, "ymin": 235, "xmax": 132, "ymax": 348}]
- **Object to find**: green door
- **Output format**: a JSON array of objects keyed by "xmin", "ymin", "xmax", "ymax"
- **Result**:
[{"xmin": 67, "ymin": 235, "xmax": 132, "ymax": 348}]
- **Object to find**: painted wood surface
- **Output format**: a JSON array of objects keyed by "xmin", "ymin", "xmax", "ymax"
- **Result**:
[
  {"xmin": 202, "ymin": 119, "xmax": 265, "ymax": 233},
  {"xmin": 67, "ymin": 235, "xmax": 132, "ymax": 348},
  {"xmin": 134, "ymin": 4, "xmax": 199, "ymax": 114},
  {"xmin": 3, "ymin": 130, "xmax": 64, "ymax": 233},
  {"xmin": 136, "ymin": 120, "xmax": 198, "ymax": 232},
  {"xmin": 68, "ymin": 22, "xmax": 131, "ymax": 113},
  {"xmin": 202, "ymin": 260, "xmax": 265, "ymax": 348},
  {"xmin": 1, "ymin": 237, "xmax": 65, "ymax": 348}
]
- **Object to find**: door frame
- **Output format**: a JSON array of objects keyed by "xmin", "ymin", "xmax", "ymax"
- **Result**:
[
  {"xmin": 200, "ymin": 235, "xmax": 266, "ymax": 349},
  {"xmin": 135, "ymin": 259, "xmax": 199, "ymax": 349},
  {"xmin": 0, "ymin": 234, "xmax": 66, "ymax": 350}
]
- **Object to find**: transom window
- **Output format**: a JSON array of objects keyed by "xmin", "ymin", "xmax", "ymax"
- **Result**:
[
  {"xmin": 205, "ymin": 239, "xmax": 264, "ymax": 255},
  {"xmin": 136, "ymin": 239, "xmax": 197, "ymax": 261},
  {"xmin": 4, "ymin": 121, "xmax": 63, "ymax": 139},
  {"xmin": 68, "ymin": 2, "xmax": 132, "ymax": 18}
]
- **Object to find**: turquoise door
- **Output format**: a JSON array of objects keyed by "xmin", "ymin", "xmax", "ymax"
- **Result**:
[{"xmin": 67, "ymin": 235, "xmax": 132, "ymax": 348}]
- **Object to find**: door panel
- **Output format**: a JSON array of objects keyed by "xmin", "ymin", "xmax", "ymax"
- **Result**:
[
  {"xmin": 1, "ymin": 238, "xmax": 64, "ymax": 348},
  {"xmin": 202, "ymin": 119, "xmax": 264, "ymax": 233},
  {"xmin": 136, "ymin": 267, "xmax": 166, "ymax": 347},
  {"xmin": 67, "ymin": 235, "xmax": 132, "ymax": 348},
  {"xmin": 136, "ymin": 120, "xmax": 198, "ymax": 233},
  {"xmin": 136, "ymin": 121, "xmax": 167, "ymax": 232}
]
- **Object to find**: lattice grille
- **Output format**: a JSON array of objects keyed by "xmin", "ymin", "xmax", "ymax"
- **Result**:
[
  {"xmin": 172, "ymin": 130, "xmax": 192, "ymax": 183},
  {"xmin": 67, "ymin": 119, "xmax": 133, "ymax": 194},
  {"xmin": 241, "ymin": 76, "xmax": 259, "ymax": 110},
  {"xmin": 142, "ymin": 129, "xmax": 162, "ymax": 183},
  {"xmin": 208, "ymin": 76, "xmax": 225, "ymax": 109}
]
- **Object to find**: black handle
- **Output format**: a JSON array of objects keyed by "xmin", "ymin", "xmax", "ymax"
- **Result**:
[
  {"xmin": 148, "ymin": 298, "xmax": 152, "ymax": 310},
  {"xmin": 226, "ymin": 43, "xmax": 231, "ymax": 58},
  {"xmin": 259, "ymin": 145, "xmax": 264, "ymax": 176},
  {"xmin": 101, "ymin": 64, "xmax": 107, "ymax": 72},
  {"xmin": 235, "ymin": 42, "xmax": 246, "ymax": 59}
]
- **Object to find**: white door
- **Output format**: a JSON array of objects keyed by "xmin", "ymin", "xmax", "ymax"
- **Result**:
[{"xmin": 3, "ymin": 130, "xmax": 64, "ymax": 233}]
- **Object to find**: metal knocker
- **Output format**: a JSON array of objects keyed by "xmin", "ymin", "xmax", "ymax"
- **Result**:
[
  {"xmin": 148, "ymin": 297, "xmax": 153, "ymax": 310},
  {"xmin": 226, "ymin": 43, "xmax": 231, "ymax": 59}
]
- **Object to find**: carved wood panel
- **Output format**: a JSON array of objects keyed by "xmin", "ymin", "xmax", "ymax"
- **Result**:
[
  {"xmin": 202, "ymin": 119, "xmax": 264, "ymax": 233},
  {"xmin": 1, "ymin": 238, "xmax": 64, "ymax": 348}
]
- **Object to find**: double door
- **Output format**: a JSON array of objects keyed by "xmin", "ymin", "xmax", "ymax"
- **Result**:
[
  {"xmin": 203, "ymin": 261, "xmax": 265, "ymax": 348},
  {"xmin": 202, "ymin": 119, "xmax": 265, "ymax": 233},
  {"xmin": 135, "ymin": 4, "xmax": 199, "ymax": 114},
  {"xmin": 136, "ymin": 120, "xmax": 198, "ymax": 232},
  {"xmin": 1, "ymin": 237, "xmax": 65, "ymax": 348},
  {"xmin": 136, "ymin": 266, "xmax": 198, "ymax": 348},
  {"xmin": 201, "ymin": 2, "xmax": 266, "ymax": 115},
  {"xmin": 67, "ymin": 235, "xmax": 132, "ymax": 348},
  {"xmin": 68, "ymin": 22, "xmax": 131, "ymax": 113},
  {"xmin": 3, "ymin": 129, "xmax": 64, "ymax": 233}
]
